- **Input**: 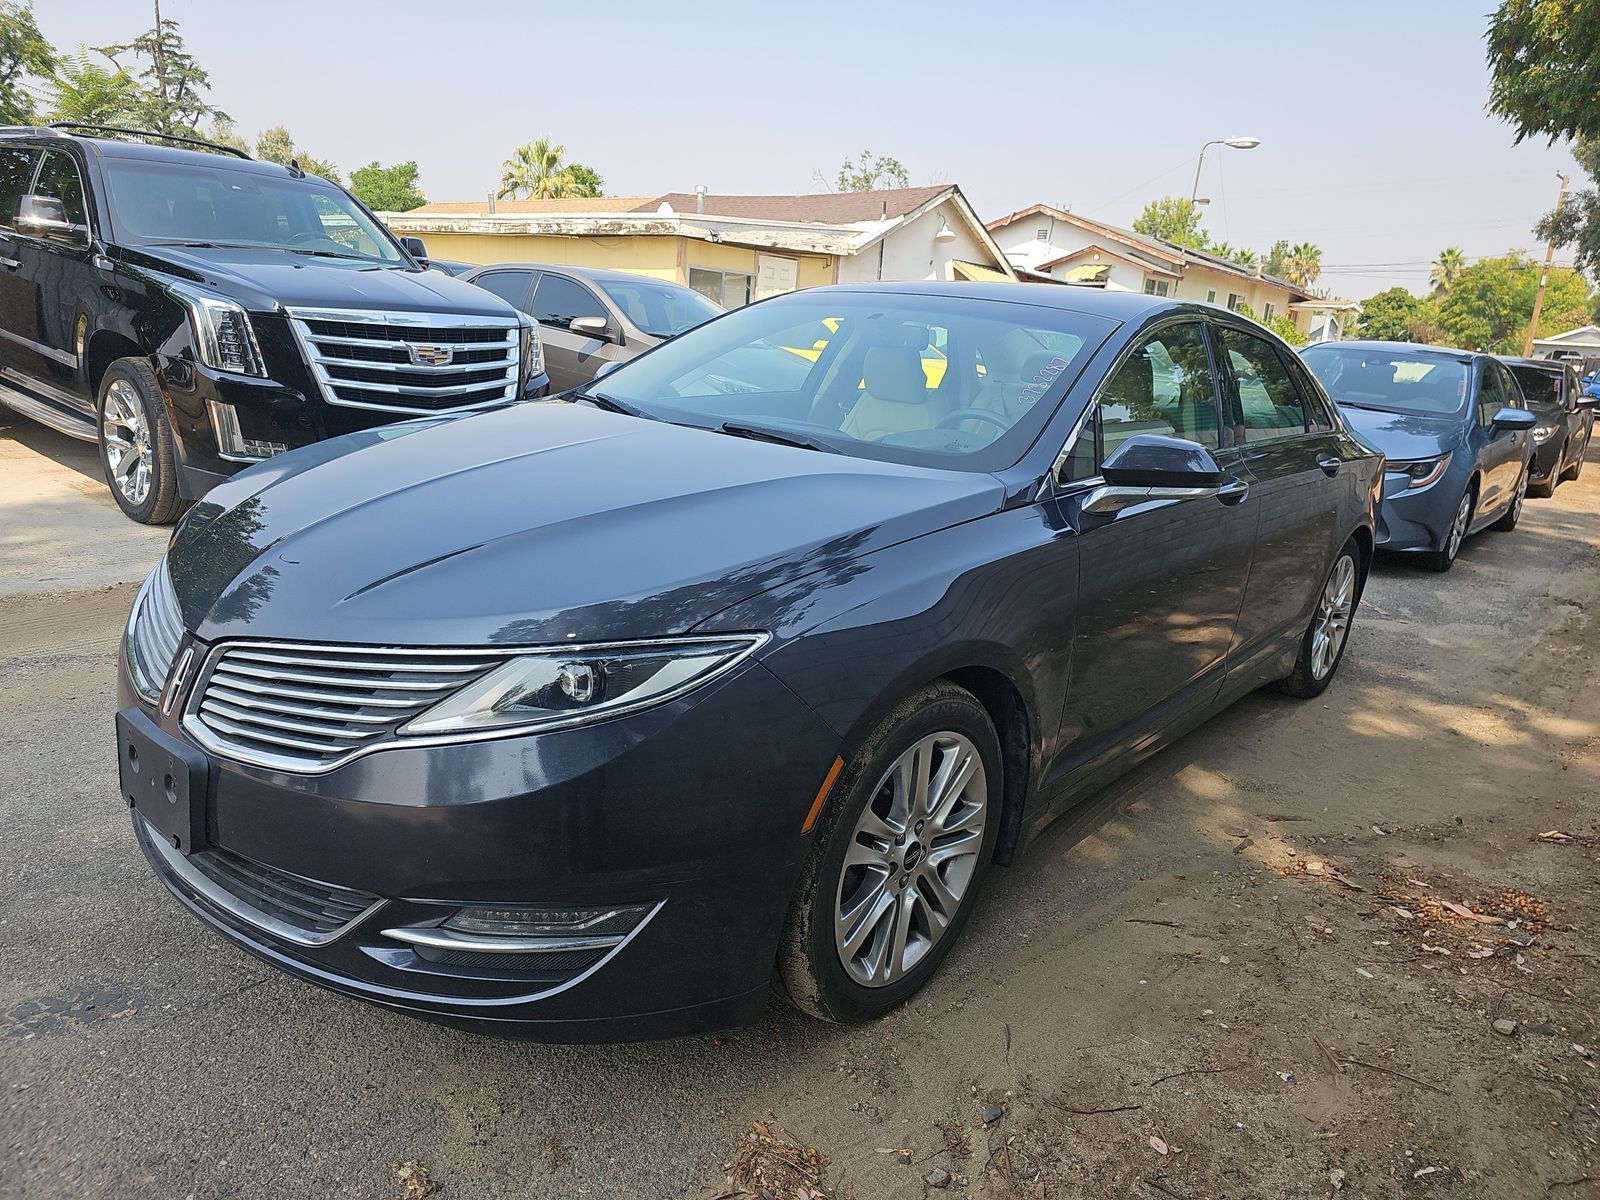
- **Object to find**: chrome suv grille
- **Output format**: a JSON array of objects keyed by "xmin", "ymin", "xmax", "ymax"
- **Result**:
[
  {"xmin": 288, "ymin": 308, "xmax": 520, "ymax": 414},
  {"xmin": 186, "ymin": 642, "xmax": 508, "ymax": 771}
]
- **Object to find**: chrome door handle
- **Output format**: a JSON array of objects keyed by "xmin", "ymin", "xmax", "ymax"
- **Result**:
[
  {"xmin": 0, "ymin": 256, "xmax": 20, "ymax": 270},
  {"xmin": 1216, "ymin": 478, "xmax": 1250, "ymax": 505},
  {"xmin": 1315, "ymin": 454, "xmax": 1341, "ymax": 477}
]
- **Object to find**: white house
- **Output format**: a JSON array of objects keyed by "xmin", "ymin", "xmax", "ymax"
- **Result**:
[{"xmin": 1532, "ymin": 324, "xmax": 1600, "ymax": 361}]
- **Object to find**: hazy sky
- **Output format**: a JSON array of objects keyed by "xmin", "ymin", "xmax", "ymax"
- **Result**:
[{"xmin": 37, "ymin": 0, "xmax": 1582, "ymax": 297}]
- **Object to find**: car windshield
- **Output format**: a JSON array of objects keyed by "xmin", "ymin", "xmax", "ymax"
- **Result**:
[
  {"xmin": 596, "ymin": 276, "xmax": 723, "ymax": 337},
  {"xmin": 101, "ymin": 159, "xmax": 404, "ymax": 263},
  {"xmin": 1302, "ymin": 346, "xmax": 1470, "ymax": 416},
  {"xmin": 1508, "ymin": 364, "xmax": 1563, "ymax": 408},
  {"xmin": 581, "ymin": 291, "xmax": 1116, "ymax": 471}
]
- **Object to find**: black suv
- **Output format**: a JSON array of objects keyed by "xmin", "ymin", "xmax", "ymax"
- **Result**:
[{"xmin": 0, "ymin": 125, "xmax": 546, "ymax": 523}]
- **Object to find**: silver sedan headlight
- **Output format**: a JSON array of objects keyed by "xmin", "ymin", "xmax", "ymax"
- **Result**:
[
  {"xmin": 125, "ymin": 560, "xmax": 185, "ymax": 702},
  {"xmin": 402, "ymin": 634, "xmax": 766, "ymax": 737}
]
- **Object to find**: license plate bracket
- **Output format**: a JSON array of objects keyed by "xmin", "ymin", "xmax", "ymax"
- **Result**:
[{"xmin": 116, "ymin": 708, "xmax": 209, "ymax": 854}]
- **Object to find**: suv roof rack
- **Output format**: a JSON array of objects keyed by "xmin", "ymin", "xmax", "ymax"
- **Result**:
[{"xmin": 47, "ymin": 122, "xmax": 252, "ymax": 160}]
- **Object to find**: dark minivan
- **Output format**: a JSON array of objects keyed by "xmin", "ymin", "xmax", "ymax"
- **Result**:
[
  {"xmin": 0, "ymin": 124, "xmax": 544, "ymax": 523},
  {"xmin": 117, "ymin": 285, "xmax": 1379, "ymax": 1041}
]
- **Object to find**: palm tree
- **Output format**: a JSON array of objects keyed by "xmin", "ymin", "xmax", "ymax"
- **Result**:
[
  {"xmin": 1430, "ymin": 246, "xmax": 1466, "ymax": 294},
  {"xmin": 1281, "ymin": 241, "xmax": 1323, "ymax": 288},
  {"xmin": 48, "ymin": 50, "xmax": 138, "ymax": 125},
  {"xmin": 497, "ymin": 138, "xmax": 599, "ymax": 200}
]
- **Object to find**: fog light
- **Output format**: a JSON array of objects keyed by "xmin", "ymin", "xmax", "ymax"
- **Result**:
[
  {"xmin": 207, "ymin": 400, "xmax": 288, "ymax": 462},
  {"xmin": 442, "ymin": 904, "xmax": 651, "ymax": 938}
]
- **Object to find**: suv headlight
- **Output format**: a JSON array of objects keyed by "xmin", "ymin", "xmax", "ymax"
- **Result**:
[
  {"xmin": 125, "ymin": 560, "xmax": 185, "ymax": 703},
  {"xmin": 1388, "ymin": 455, "xmax": 1449, "ymax": 490},
  {"xmin": 172, "ymin": 284, "xmax": 265, "ymax": 377},
  {"xmin": 402, "ymin": 635, "xmax": 765, "ymax": 737},
  {"xmin": 518, "ymin": 321, "xmax": 543, "ymax": 395}
]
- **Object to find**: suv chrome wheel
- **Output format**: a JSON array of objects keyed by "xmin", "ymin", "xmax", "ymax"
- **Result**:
[
  {"xmin": 1311, "ymin": 553, "xmax": 1356, "ymax": 681},
  {"xmin": 834, "ymin": 731, "xmax": 987, "ymax": 987},
  {"xmin": 102, "ymin": 378, "xmax": 152, "ymax": 507}
]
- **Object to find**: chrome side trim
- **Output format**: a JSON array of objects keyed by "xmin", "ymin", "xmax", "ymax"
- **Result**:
[
  {"xmin": 0, "ymin": 325, "xmax": 77, "ymax": 366},
  {"xmin": 0, "ymin": 373, "xmax": 95, "ymax": 440},
  {"xmin": 140, "ymin": 818, "xmax": 388, "ymax": 948},
  {"xmin": 379, "ymin": 927, "xmax": 626, "ymax": 955},
  {"xmin": 1081, "ymin": 483, "xmax": 1218, "ymax": 516}
]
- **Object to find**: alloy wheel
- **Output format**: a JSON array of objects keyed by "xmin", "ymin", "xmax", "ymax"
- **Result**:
[
  {"xmin": 834, "ymin": 732, "xmax": 988, "ymax": 988},
  {"xmin": 1310, "ymin": 554, "xmax": 1357, "ymax": 681},
  {"xmin": 102, "ymin": 379, "xmax": 152, "ymax": 507},
  {"xmin": 1445, "ymin": 491, "xmax": 1472, "ymax": 560},
  {"xmin": 1510, "ymin": 468, "xmax": 1528, "ymax": 521}
]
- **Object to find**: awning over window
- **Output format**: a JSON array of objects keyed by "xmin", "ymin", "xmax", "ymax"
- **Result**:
[{"xmin": 951, "ymin": 260, "xmax": 1011, "ymax": 282}]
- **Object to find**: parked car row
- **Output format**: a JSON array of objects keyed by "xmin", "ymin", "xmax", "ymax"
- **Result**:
[{"xmin": 1300, "ymin": 342, "xmax": 1595, "ymax": 571}]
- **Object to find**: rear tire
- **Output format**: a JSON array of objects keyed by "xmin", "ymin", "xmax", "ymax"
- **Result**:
[
  {"xmin": 777, "ymin": 682, "xmax": 1001, "ymax": 1023},
  {"xmin": 1278, "ymin": 539, "xmax": 1363, "ymax": 699},
  {"xmin": 97, "ymin": 358, "xmax": 183, "ymax": 525},
  {"xmin": 1421, "ymin": 485, "xmax": 1474, "ymax": 572},
  {"xmin": 1491, "ymin": 464, "xmax": 1529, "ymax": 531}
]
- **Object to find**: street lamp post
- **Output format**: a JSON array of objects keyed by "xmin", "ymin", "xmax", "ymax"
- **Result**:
[{"xmin": 1189, "ymin": 136, "xmax": 1261, "ymax": 208}]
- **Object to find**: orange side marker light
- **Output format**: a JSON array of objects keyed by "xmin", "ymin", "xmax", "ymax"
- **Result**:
[{"xmin": 801, "ymin": 756, "xmax": 845, "ymax": 833}]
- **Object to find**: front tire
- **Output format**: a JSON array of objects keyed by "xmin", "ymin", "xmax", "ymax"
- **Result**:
[
  {"xmin": 1530, "ymin": 449, "xmax": 1559, "ymax": 498},
  {"xmin": 777, "ymin": 682, "xmax": 1001, "ymax": 1023},
  {"xmin": 1278, "ymin": 539, "xmax": 1363, "ymax": 699},
  {"xmin": 1422, "ymin": 484, "xmax": 1474, "ymax": 572},
  {"xmin": 97, "ymin": 358, "xmax": 182, "ymax": 525}
]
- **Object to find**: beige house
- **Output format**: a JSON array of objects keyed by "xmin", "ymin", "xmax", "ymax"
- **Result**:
[
  {"xmin": 987, "ymin": 203, "xmax": 1314, "ymax": 330},
  {"xmin": 382, "ymin": 187, "xmax": 1014, "ymax": 307}
]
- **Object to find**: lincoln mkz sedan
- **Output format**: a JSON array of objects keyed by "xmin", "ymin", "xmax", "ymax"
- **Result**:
[{"xmin": 117, "ymin": 286, "xmax": 1381, "ymax": 1041}]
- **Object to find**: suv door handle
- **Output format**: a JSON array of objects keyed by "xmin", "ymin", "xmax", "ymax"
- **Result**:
[
  {"xmin": 1216, "ymin": 478, "xmax": 1250, "ymax": 505},
  {"xmin": 1315, "ymin": 454, "xmax": 1341, "ymax": 477}
]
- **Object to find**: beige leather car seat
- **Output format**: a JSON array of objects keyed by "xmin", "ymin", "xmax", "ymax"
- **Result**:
[{"xmin": 841, "ymin": 346, "xmax": 934, "ymax": 441}]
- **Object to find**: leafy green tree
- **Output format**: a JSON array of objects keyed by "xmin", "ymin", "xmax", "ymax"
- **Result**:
[
  {"xmin": 100, "ymin": 16, "xmax": 227, "ymax": 138},
  {"xmin": 1535, "ymin": 137, "xmax": 1600, "ymax": 276},
  {"xmin": 1280, "ymin": 242, "xmax": 1323, "ymax": 287},
  {"xmin": 1262, "ymin": 239, "xmax": 1291, "ymax": 277},
  {"xmin": 47, "ymin": 49, "xmax": 137, "ymax": 125},
  {"xmin": 835, "ymin": 150, "xmax": 909, "ymax": 192},
  {"xmin": 254, "ymin": 125, "xmax": 340, "ymax": 183},
  {"xmin": 1132, "ymin": 196, "xmax": 1208, "ymax": 249},
  {"xmin": 1356, "ymin": 287, "xmax": 1422, "ymax": 341},
  {"xmin": 1487, "ymin": 0, "xmax": 1600, "ymax": 144},
  {"xmin": 1233, "ymin": 302, "xmax": 1307, "ymax": 346},
  {"xmin": 203, "ymin": 120, "xmax": 248, "ymax": 153},
  {"xmin": 1209, "ymin": 241, "xmax": 1257, "ymax": 268},
  {"xmin": 1435, "ymin": 253, "xmax": 1589, "ymax": 352},
  {"xmin": 0, "ymin": 1, "xmax": 54, "ymax": 124},
  {"xmin": 350, "ymin": 161, "xmax": 426, "ymax": 211},
  {"xmin": 498, "ymin": 138, "xmax": 595, "ymax": 200},
  {"xmin": 1430, "ymin": 246, "xmax": 1467, "ymax": 294},
  {"xmin": 564, "ymin": 163, "xmax": 603, "ymax": 198}
]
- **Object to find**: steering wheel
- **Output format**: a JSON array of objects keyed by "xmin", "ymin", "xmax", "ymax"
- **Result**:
[
  {"xmin": 287, "ymin": 230, "xmax": 334, "ymax": 246},
  {"xmin": 936, "ymin": 408, "xmax": 1009, "ymax": 432}
]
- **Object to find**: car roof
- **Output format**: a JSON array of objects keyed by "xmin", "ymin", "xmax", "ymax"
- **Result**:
[
  {"xmin": 0, "ymin": 127, "xmax": 324, "ymax": 182},
  {"xmin": 1499, "ymin": 355, "xmax": 1570, "ymax": 373},
  {"xmin": 817, "ymin": 280, "xmax": 1182, "ymax": 321},
  {"xmin": 466, "ymin": 262, "xmax": 697, "ymax": 288},
  {"xmin": 1308, "ymin": 339, "xmax": 1479, "ymax": 362}
]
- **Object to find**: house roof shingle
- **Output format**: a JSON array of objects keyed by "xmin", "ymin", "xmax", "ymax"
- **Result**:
[{"xmin": 407, "ymin": 187, "xmax": 952, "ymax": 225}]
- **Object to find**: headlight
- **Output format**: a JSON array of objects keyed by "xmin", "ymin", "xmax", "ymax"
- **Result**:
[
  {"xmin": 401, "ymin": 635, "xmax": 766, "ymax": 737},
  {"xmin": 518, "ymin": 321, "xmax": 543, "ymax": 395},
  {"xmin": 125, "ymin": 560, "xmax": 185, "ymax": 702},
  {"xmin": 1388, "ymin": 456, "xmax": 1449, "ymax": 490},
  {"xmin": 1531, "ymin": 424, "xmax": 1556, "ymax": 444},
  {"xmin": 172, "ymin": 284, "xmax": 264, "ymax": 376}
]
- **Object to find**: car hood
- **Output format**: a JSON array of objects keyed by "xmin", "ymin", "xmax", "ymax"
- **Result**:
[
  {"xmin": 169, "ymin": 403, "xmax": 1004, "ymax": 646},
  {"xmin": 124, "ymin": 244, "xmax": 516, "ymax": 318},
  {"xmin": 1336, "ymin": 404, "xmax": 1462, "ymax": 461}
]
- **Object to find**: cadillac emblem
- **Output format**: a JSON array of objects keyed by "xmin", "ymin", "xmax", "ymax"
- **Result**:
[{"xmin": 409, "ymin": 345, "xmax": 453, "ymax": 367}]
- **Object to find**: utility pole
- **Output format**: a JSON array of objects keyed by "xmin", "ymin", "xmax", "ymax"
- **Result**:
[{"xmin": 1524, "ymin": 172, "xmax": 1571, "ymax": 356}]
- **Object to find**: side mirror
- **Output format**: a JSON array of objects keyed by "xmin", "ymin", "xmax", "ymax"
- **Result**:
[
  {"xmin": 399, "ymin": 235, "xmax": 429, "ymax": 263},
  {"xmin": 1491, "ymin": 407, "xmax": 1537, "ymax": 431},
  {"xmin": 1100, "ymin": 433, "xmax": 1228, "ymax": 489},
  {"xmin": 17, "ymin": 194, "xmax": 87, "ymax": 243},
  {"xmin": 593, "ymin": 358, "xmax": 622, "ymax": 380},
  {"xmin": 569, "ymin": 315, "xmax": 612, "ymax": 341}
]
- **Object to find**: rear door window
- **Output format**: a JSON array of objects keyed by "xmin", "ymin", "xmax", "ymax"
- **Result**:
[
  {"xmin": 1217, "ymin": 326, "xmax": 1306, "ymax": 444},
  {"xmin": 470, "ymin": 269, "xmax": 536, "ymax": 314}
]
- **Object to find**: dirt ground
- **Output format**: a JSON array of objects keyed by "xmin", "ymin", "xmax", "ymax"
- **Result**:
[{"xmin": 2, "ymin": 427, "xmax": 1598, "ymax": 1200}]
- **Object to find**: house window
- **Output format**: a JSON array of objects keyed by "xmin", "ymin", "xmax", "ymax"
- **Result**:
[
  {"xmin": 1263, "ymin": 302, "xmax": 1276, "ymax": 321},
  {"xmin": 689, "ymin": 267, "xmax": 753, "ymax": 308},
  {"xmin": 1142, "ymin": 278, "xmax": 1170, "ymax": 297},
  {"xmin": 1206, "ymin": 290, "xmax": 1217, "ymax": 304},
  {"xmin": 1227, "ymin": 292, "xmax": 1245, "ymax": 312}
]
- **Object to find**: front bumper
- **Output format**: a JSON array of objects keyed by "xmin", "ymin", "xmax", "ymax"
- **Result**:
[
  {"xmin": 1374, "ymin": 468, "xmax": 1459, "ymax": 553},
  {"xmin": 119, "ymin": 646, "xmax": 838, "ymax": 1041}
]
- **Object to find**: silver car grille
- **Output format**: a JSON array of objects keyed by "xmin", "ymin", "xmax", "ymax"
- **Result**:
[
  {"xmin": 288, "ymin": 307, "xmax": 520, "ymax": 414},
  {"xmin": 185, "ymin": 642, "xmax": 507, "ymax": 772}
]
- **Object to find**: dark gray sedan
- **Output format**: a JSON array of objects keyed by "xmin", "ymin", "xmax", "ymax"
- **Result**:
[
  {"xmin": 1302, "ymin": 341, "xmax": 1537, "ymax": 571},
  {"xmin": 1501, "ymin": 357, "xmax": 1596, "ymax": 496},
  {"xmin": 462, "ymin": 263, "xmax": 723, "ymax": 391}
]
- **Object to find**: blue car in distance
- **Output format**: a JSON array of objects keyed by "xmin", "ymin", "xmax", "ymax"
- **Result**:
[{"xmin": 1301, "ymin": 341, "xmax": 1537, "ymax": 572}]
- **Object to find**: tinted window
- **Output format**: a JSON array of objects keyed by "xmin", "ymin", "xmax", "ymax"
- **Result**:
[
  {"xmin": 531, "ymin": 274, "xmax": 609, "ymax": 330},
  {"xmin": 1477, "ymin": 361, "xmax": 1508, "ymax": 425},
  {"xmin": 596, "ymin": 276, "xmax": 722, "ymax": 337},
  {"xmin": 1302, "ymin": 345, "xmax": 1470, "ymax": 416},
  {"xmin": 1508, "ymin": 364, "xmax": 1562, "ymax": 410},
  {"xmin": 34, "ymin": 150, "xmax": 87, "ymax": 226},
  {"xmin": 0, "ymin": 144, "xmax": 38, "ymax": 227},
  {"xmin": 1099, "ymin": 323, "xmax": 1218, "ymax": 458},
  {"xmin": 1218, "ymin": 326, "xmax": 1306, "ymax": 445},
  {"xmin": 470, "ymin": 270, "xmax": 534, "ymax": 313}
]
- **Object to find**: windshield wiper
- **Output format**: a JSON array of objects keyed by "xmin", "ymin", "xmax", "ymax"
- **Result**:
[
  {"xmin": 718, "ymin": 420, "xmax": 839, "ymax": 453},
  {"xmin": 147, "ymin": 240, "xmax": 259, "ymax": 249},
  {"xmin": 284, "ymin": 247, "xmax": 382, "ymax": 262},
  {"xmin": 576, "ymin": 391, "xmax": 653, "ymax": 419}
]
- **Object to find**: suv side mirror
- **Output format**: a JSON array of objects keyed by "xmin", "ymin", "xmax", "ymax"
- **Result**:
[
  {"xmin": 17, "ymin": 194, "xmax": 87, "ymax": 243},
  {"xmin": 1100, "ymin": 433, "xmax": 1228, "ymax": 489},
  {"xmin": 569, "ymin": 315, "xmax": 613, "ymax": 341},
  {"xmin": 399, "ymin": 235, "xmax": 429, "ymax": 263},
  {"xmin": 1491, "ymin": 407, "xmax": 1537, "ymax": 431}
]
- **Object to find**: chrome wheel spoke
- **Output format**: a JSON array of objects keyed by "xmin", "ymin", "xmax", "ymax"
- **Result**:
[{"xmin": 838, "ymin": 875, "xmax": 894, "ymax": 957}]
